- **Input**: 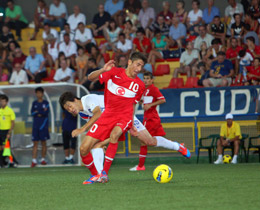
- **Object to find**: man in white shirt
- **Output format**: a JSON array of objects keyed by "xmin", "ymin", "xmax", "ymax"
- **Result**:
[
  {"xmin": 42, "ymin": 23, "xmax": 59, "ymax": 41},
  {"xmin": 54, "ymin": 60, "xmax": 74, "ymax": 83},
  {"xmin": 59, "ymin": 23, "xmax": 75, "ymax": 42},
  {"xmin": 115, "ymin": 32, "xmax": 132, "ymax": 59},
  {"xmin": 138, "ymin": 0, "xmax": 155, "ymax": 29},
  {"xmin": 44, "ymin": 0, "xmax": 67, "ymax": 30},
  {"xmin": 75, "ymin": 22, "xmax": 96, "ymax": 53},
  {"xmin": 9, "ymin": 62, "xmax": 28, "ymax": 85},
  {"xmin": 59, "ymin": 33, "xmax": 77, "ymax": 67},
  {"xmin": 194, "ymin": 25, "xmax": 214, "ymax": 50},
  {"xmin": 67, "ymin": 5, "xmax": 86, "ymax": 31}
]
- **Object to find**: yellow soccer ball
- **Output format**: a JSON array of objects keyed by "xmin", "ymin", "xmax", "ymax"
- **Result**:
[
  {"xmin": 223, "ymin": 155, "xmax": 232, "ymax": 164},
  {"xmin": 153, "ymin": 164, "xmax": 173, "ymax": 183}
]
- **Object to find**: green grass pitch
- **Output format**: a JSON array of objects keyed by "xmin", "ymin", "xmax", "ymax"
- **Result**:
[{"xmin": 1, "ymin": 163, "xmax": 260, "ymax": 210}]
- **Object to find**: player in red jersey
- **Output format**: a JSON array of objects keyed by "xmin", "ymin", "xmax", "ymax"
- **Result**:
[
  {"xmin": 80, "ymin": 52, "xmax": 146, "ymax": 183},
  {"xmin": 129, "ymin": 72, "xmax": 191, "ymax": 171},
  {"xmin": 226, "ymin": 37, "xmax": 242, "ymax": 74},
  {"xmin": 246, "ymin": 57, "xmax": 260, "ymax": 85}
]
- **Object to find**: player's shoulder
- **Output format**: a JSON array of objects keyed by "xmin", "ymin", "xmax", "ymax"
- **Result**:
[{"xmin": 135, "ymin": 76, "xmax": 145, "ymax": 88}]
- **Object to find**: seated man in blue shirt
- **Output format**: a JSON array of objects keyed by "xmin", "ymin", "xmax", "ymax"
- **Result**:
[
  {"xmin": 202, "ymin": 0, "xmax": 220, "ymax": 25},
  {"xmin": 104, "ymin": 0, "xmax": 124, "ymax": 26},
  {"xmin": 168, "ymin": 16, "xmax": 186, "ymax": 48},
  {"xmin": 203, "ymin": 51, "xmax": 234, "ymax": 87},
  {"xmin": 25, "ymin": 47, "xmax": 46, "ymax": 83}
]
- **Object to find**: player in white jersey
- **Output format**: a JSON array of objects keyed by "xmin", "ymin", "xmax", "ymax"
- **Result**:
[{"xmin": 60, "ymin": 92, "xmax": 190, "ymax": 182}]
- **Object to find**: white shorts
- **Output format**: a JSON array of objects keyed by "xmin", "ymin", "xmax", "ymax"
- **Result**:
[{"xmin": 133, "ymin": 116, "xmax": 146, "ymax": 132}]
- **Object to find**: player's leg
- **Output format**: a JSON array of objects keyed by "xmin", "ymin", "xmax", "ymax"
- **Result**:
[
  {"xmin": 40, "ymin": 140, "xmax": 47, "ymax": 165},
  {"xmin": 68, "ymin": 136, "xmax": 77, "ymax": 164},
  {"xmin": 214, "ymin": 139, "xmax": 224, "ymax": 164},
  {"xmin": 62, "ymin": 131, "xmax": 71, "ymax": 164},
  {"xmin": 231, "ymin": 140, "xmax": 240, "ymax": 164},
  {"xmin": 31, "ymin": 140, "xmax": 39, "ymax": 167}
]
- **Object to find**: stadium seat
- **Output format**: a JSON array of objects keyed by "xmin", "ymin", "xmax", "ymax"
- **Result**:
[
  {"xmin": 164, "ymin": 78, "xmax": 184, "ymax": 89},
  {"xmin": 154, "ymin": 64, "xmax": 170, "ymax": 76},
  {"xmin": 197, "ymin": 134, "xmax": 219, "ymax": 164},
  {"xmin": 184, "ymin": 77, "xmax": 199, "ymax": 88},
  {"xmin": 42, "ymin": 69, "xmax": 55, "ymax": 82},
  {"xmin": 231, "ymin": 75, "xmax": 244, "ymax": 86},
  {"xmin": 98, "ymin": 39, "xmax": 107, "ymax": 47},
  {"xmin": 102, "ymin": 53, "xmax": 110, "ymax": 63},
  {"xmin": 247, "ymin": 135, "xmax": 260, "ymax": 162}
]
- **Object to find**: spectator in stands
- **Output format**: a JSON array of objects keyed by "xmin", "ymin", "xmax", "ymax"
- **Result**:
[
  {"xmin": 75, "ymin": 22, "xmax": 96, "ymax": 53},
  {"xmin": 246, "ymin": 36, "xmax": 260, "ymax": 58},
  {"xmin": 115, "ymin": 32, "xmax": 132, "ymax": 59},
  {"xmin": 4, "ymin": 0, "xmax": 28, "ymax": 41},
  {"xmin": 244, "ymin": 12, "xmax": 260, "ymax": 36},
  {"xmin": 61, "ymin": 109, "xmax": 77, "ymax": 164},
  {"xmin": 31, "ymin": 0, "xmax": 49, "ymax": 40},
  {"xmin": 214, "ymin": 113, "xmax": 241, "ymax": 164},
  {"xmin": 247, "ymin": 57, "xmax": 260, "ymax": 85},
  {"xmin": 105, "ymin": 0, "xmax": 124, "ymax": 26},
  {"xmin": 9, "ymin": 62, "xmax": 28, "ymax": 85},
  {"xmin": 157, "ymin": 1, "xmax": 173, "ymax": 26},
  {"xmin": 248, "ymin": 0, "xmax": 260, "ymax": 23},
  {"xmin": 231, "ymin": 13, "xmax": 245, "ymax": 45},
  {"xmin": 123, "ymin": 20, "xmax": 137, "ymax": 40},
  {"xmin": 101, "ymin": 19, "xmax": 121, "ymax": 54},
  {"xmin": 81, "ymin": 58, "xmax": 104, "ymax": 90},
  {"xmin": 173, "ymin": 41, "xmax": 198, "ymax": 78},
  {"xmin": 186, "ymin": 0, "xmax": 203, "ymax": 35},
  {"xmin": 226, "ymin": 37, "xmax": 242, "ymax": 74},
  {"xmin": 44, "ymin": 0, "xmax": 67, "ymax": 30},
  {"xmin": 124, "ymin": 0, "xmax": 142, "ymax": 15},
  {"xmin": 59, "ymin": 23, "xmax": 75, "ymax": 42},
  {"xmin": 42, "ymin": 23, "xmax": 59, "ymax": 41},
  {"xmin": 208, "ymin": 16, "xmax": 226, "ymax": 46},
  {"xmin": 91, "ymin": 3, "xmax": 111, "ymax": 37},
  {"xmin": 13, "ymin": 47, "xmax": 26, "ymax": 68},
  {"xmin": 202, "ymin": 0, "xmax": 220, "ymax": 25},
  {"xmin": 67, "ymin": 5, "xmax": 86, "ymax": 32},
  {"xmin": 237, "ymin": 49, "xmax": 253, "ymax": 83},
  {"xmin": 30, "ymin": 87, "xmax": 49, "ymax": 167},
  {"xmin": 203, "ymin": 51, "xmax": 234, "ymax": 87},
  {"xmin": 168, "ymin": 16, "xmax": 186, "ymax": 48},
  {"xmin": 0, "ymin": 1, "xmax": 7, "ymax": 32},
  {"xmin": 89, "ymin": 45, "xmax": 105, "ymax": 68},
  {"xmin": 194, "ymin": 25, "xmax": 214, "ymax": 50},
  {"xmin": 76, "ymin": 47, "xmax": 88, "ymax": 83},
  {"xmin": 146, "ymin": 15, "xmax": 169, "ymax": 38},
  {"xmin": 193, "ymin": 42, "xmax": 207, "ymax": 77},
  {"xmin": 55, "ymin": 51, "xmax": 70, "ymax": 70},
  {"xmin": 59, "ymin": 33, "xmax": 77, "ymax": 68},
  {"xmin": 205, "ymin": 38, "xmax": 225, "ymax": 68},
  {"xmin": 117, "ymin": 54, "xmax": 128, "ymax": 68},
  {"xmin": 147, "ymin": 30, "xmax": 169, "ymax": 67},
  {"xmin": 7, "ymin": 40, "xmax": 19, "ymax": 64},
  {"xmin": 0, "ymin": 24, "xmax": 14, "ymax": 48},
  {"xmin": 173, "ymin": 0, "xmax": 187, "ymax": 25},
  {"xmin": 243, "ymin": 23, "xmax": 259, "ymax": 46},
  {"xmin": 43, "ymin": 34, "xmax": 59, "ymax": 68},
  {"xmin": 132, "ymin": 27, "xmax": 151, "ymax": 56},
  {"xmin": 225, "ymin": 0, "xmax": 244, "ymax": 35},
  {"xmin": 0, "ymin": 41, "xmax": 8, "ymax": 80},
  {"xmin": 125, "ymin": 7, "xmax": 138, "ymax": 26},
  {"xmin": 138, "ymin": 0, "xmax": 156, "ymax": 29},
  {"xmin": 54, "ymin": 59, "xmax": 74, "ymax": 83},
  {"xmin": 25, "ymin": 47, "xmax": 46, "ymax": 83}
]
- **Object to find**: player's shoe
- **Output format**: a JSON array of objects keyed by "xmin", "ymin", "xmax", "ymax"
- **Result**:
[
  {"xmin": 231, "ymin": 158, "xmax": 237, "ymax": 164},
  {"xmin": 31, "ymin": 162, "xmax": 37, "ymax": 168},
  {"xmin": 62, "ymin": 159, "xmax": 70, "ymax": 164},
  {"xmin": 178, "ymin": 143, "xmax": 191, "ymax": 159},
  {"xmin": 100, "ymin": 171, "xmax": 109, "ymax": 183},
  {"xmin": 129, "ymin": 165, "xmax": 146, "ymax": 171},
  {"xmin": 82, "ymin": 174, "xmax": 101, "ymax": 185},
  {"xmin": 41, "ymin": 160, "xmax": 47, "ymax": 165},
  {"xmin": 69, "ymin": 159, "xmax": 75, "ymax": 164},
  {"xmin": 214, "ymin": 158, "xmax": 223, "ymax": 164}
]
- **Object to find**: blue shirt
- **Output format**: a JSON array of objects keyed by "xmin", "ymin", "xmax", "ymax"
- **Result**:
[
  {"xmin": 169, "ymin": 23, "xmax": 186, "ymax": 40},
  {"xmin": 62, "ymin": 110, "xmax": 77, "ymax": 132},
  {"xmin": 49, "ymin": 2, "xmax": 67, "ymax": 18},
  {"xmin": 105, "ymin": 0, "xmax": 124, "ymax": 16},
  {"xmin": 25, "ymin": 54, "xmax": 45, "ymax": 74},
  {"xmin": 211, "ymin": 59, "xmax": 233, "ymax": 76},
  {"xmin": 202, "ymin": 6, "xmax": 220, "ymax": 24},
  {"xmin": 31, "ymin": 100, "xmax": 49, "ymax": 129}
]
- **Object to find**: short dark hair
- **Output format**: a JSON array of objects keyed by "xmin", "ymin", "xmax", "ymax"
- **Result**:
[
  {"xmin": 144, "ymin": 71, "xmax": 153, "ymax": 79},
  {"xmin": 136, "ymin": 27, "xmax": 145, "ymax": 35},
  {"xmin": 88, "ymin": 57, "xmax": 97, "ymax": 64},
  {"xmin": 119, "ymin": 32, "xmax": 126, "ymax": 38},
  {"xmin": 59, "ymin": 92, "xmax": 80, "ymax": 109},
  {"xmin": 246, "ymin": 36, "xmax": 255, "ymax": 44},
  {"xmin": 214, "ymin": 15, "xmax": 220, "ymax": 19},
  {"xmin": 77, "ymin": 22, "xmax": 84, "ymax": 26},
  {"xmin": 35, "ymin": 87, "xmax": 44, "ymax": 93},
  {"xmin": 255, "ymin": 57, "xmax": 260, "ymax": 62},
  {"xmin": 192, "ymin": 0, "xmax": 200, "ymax": 6},
  {"xmin": 64, "ymin": 23, "xmax": 70, "ymax": 27},
  {"xmin": 129, "ymin": 52, "xmax": 147, "ymax": 64},
  {"xmin": 233, "ymin": 13, "xmax": 240, "ymax": 19},
  {"xmin": 63, "ymin": 33, "xmax": 70, "ymax": 37},
  {"xmin": 0, "ymin": 94, "xmax": 9, "ymax": 102},
  {"xmin": 177, "ymin": 0, "xmax": 185, "ymax": 8},
  {"xmin": 211, "ymin": 38, "xmax": 221, "ymax": 45},
  {"xmin": 238, "ymin": 49, "xmax": 246, "ymax": 58},
  {"xmin": 7, "ymin": 0, "xmax": 14, "ymax": 4},
  {"xmin": 217, "ymin": 51, "xmax": 226, "ymax": 56},
  {"xmin": 44, "ymin": 23, "xmax": 50, "ymax": 27}
]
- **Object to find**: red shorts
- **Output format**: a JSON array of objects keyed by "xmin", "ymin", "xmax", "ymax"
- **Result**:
[
  {"xmin": 87, "ymin": 112, "xmax": 132, "ymax": 141},
  {"xmin": 143, "ymin": 117, "xmax": 165, "ymax": 137}
]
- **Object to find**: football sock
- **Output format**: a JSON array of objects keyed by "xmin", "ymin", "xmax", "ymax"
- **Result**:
[
  {"xmin": 69, "ymin": 154, "xmax": 74, "ymax": 160},
  {"xmin": 103, "ymin": 142, "xmax": 118, "ymax": 174},
  {"xmin": 138, "ymin": 146, "xmax": 147, "ymax": 167},
  {"xmin": 91, "ymin": 148, "xmax": 104, "ymax": 174},
  {"xmin": 218, "ymin": 154, "xmax": 223, "ymax": 160},
  {"xmin": 41, "ymin": 158, "xmax": 45, "ymax": 162},
  {"xmin": 81, "ymin": 153, "xmax": 98, "ymax": 175},
  {"xmin": 233, "ymin": 155, "xmax": 238, "ymax": 160},
  {"xmin": 32, "ymin": 158, "xmax": 37, "ymax": 163},
  {"xmin": 155, "ymin": 136, "xmax": 180, "ymax": 151}
]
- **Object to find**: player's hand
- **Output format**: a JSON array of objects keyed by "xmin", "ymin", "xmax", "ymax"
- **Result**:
[
  {"xmin": 130, "ymin": 126, "xmax": 138, "ymax": 137},
  {"xmin": 103, "ymin": 60, "xmax": 115, "ymax": 72},
  {"xmin": 143, "ymin": 104, "xmax": 152, "ymax": 111},
  {"xmin": 72, "ymin": 128, "xmax": 84, "ymax": 137}
]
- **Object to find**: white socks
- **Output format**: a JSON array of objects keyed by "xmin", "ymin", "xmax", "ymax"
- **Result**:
[
  {"xmin": 32, "ymin": 158, "xmax": 37, "ymax": 163},
  {"xmin": 233, "ymin": 155, "xmax": 237, "ymax": 161},
  {"xmin": 218, "ymin": 155, "xmax": 223, "ymax": 160},
  {"xmin": 155, "ymin": 136, "xmax": 180, "ymax": 151},
  {"xmin": 91, "ymin": 148, "xmax": 104, "ymax": 174}
]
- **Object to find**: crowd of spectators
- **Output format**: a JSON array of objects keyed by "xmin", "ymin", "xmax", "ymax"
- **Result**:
[{"xmin": 0, "ymin": 0, "xmax": 260, "ymax": 89}]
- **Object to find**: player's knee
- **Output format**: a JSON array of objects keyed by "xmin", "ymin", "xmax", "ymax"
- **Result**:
[
  {"xmin": 80, "ymin": 144, "xmax": 88, "ymax": 156},
  {"xmin": 110, "ymin": 132, "xmax": 120, "ymax": 143}
]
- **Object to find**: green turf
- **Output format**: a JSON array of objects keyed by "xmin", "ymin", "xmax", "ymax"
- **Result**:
[{"xmin": 1, "ymin": 163, "xmax": 260, "ymax": 210}]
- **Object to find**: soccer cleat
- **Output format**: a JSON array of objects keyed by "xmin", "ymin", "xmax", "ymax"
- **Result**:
[
  {"xmin": 82, "ymin": 174, "xmax": 101, "ymax": 185},
  {"xmin": 62, "ymin": 159, "xmax": 70, "ymax": 164},
  {"xmin": 31, "ymin": 162, "xmax": 37, "ymax": 168},
  {"xmin": 214, "ymin": 158, "xmax": 223, "ymax": 164},
  {"xmin": 69, "ymin": 159, "xmax": 75, "ymax": 164},
  {"xmin": 129, "ymin": 165, "xmax": 146, "ymax": 171},
  {"xmin": 178, "ymin": 143, "xmax": 191, "ymax": 159},
  {"xmin": 41, "ymin": 160, "xmax": 47, "ymax": 165},
  {"xmin": 100, "ymin": 171, "xmax": 109, "ymax": 183}
]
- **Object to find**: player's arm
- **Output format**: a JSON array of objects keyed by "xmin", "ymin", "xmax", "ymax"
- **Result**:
[
  {"xmin": 71, "ymin": 106, "xmax": 102, "ymax": 137},
  {"xmin": 88, "ymin": 60, "xmax": 115, "ymax": 81},
  {"xmin": 143, "ymin": 99, "xmax": 166, "ymax": 111},
  {"xmin": 7, "ymin": 120, "xmax": 15, "ymax": 139}
]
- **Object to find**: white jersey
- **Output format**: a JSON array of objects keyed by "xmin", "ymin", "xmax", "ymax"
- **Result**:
[{"xmin": 79, "ymin": 94, "xmax": 145, "ymax": 132}]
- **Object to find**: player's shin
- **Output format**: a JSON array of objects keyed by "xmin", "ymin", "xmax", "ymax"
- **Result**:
[
  {"xmin": 103, "ymin": 142, "xmax": 118, "ymax": 174},
  {"xmin": 81, "ymin": 153, "xmax": 98, "ymax": 175},
  {"xmin": 91, "ymin": 148, "xmax": 104, "ymax": 174},
  {"xmin": 155, "ymin": 136, "xmax": 180, "ymax": 151}
]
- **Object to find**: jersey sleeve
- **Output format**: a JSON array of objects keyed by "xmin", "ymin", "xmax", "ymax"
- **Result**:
[
  {"xmin": 220, "ymin": 124, "xmax": 226, "ymax": 137},
  {"xmin": 152, "ymin": 86, "xmax": 165, "ymax": 101},
  {"xmin": 84, "ymin": 95, "xmax": 101, "ymax": 113},
  {"xmin": 99, "ymin": 67, "xmax": 119, "ymax": 84}
]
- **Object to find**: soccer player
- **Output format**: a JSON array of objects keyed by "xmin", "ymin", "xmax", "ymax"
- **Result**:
[
  {"xmin": 30, "ymin": 87, "xmax": 50, "ymax": 167},
  {"xmin": 130, "ymin": 72, "xmax": 190, "ymax": 171}
]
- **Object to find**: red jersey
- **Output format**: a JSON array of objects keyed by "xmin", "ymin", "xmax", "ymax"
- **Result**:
[
  {"xmin": 246, "ymin": 46, "xmax": 260, "ymax": 58},
  {"xmin": 226, "ymin": 46, "xmax": 242, "ymax": 64},
  {"xmin": 133, "ymin": 37, "xmax": 152, "ymax": 54},
  {"xmin": 99, "ymin": 67, "xmax": 145, "ymax": 121},
  {"xmin": 247, "ymin": 66, "xmax": 260, "ymax": 80}
]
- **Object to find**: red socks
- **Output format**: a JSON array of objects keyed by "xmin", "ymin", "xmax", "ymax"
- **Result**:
[
  {"xmin": 138, "ymin": 146, "xmax": 147, "ymax": 167},
  {"xmin": 103, "ymin": 142, "xmax": 118, "ymax": 174},
  {"xmin": 81, "ymin": 153, "xmax": 98, "ymax": 175}
]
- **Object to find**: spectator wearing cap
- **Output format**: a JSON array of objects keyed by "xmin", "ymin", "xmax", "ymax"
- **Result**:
[
  {"xmin": 9, "ymin": 62, "xmax": 28, "ymax": 85},
  {"xmin": 203, "ymin": 51, "xmax": 234, "ymax": 87},
  {"xmin": 42, "ymin": 34, "xmax": 59, "ymax": 67},
  {"xmin": 214, "ymin": 113, "xmax": 242, "ymax": 164},
  {"xmin": 66, "ymin": 5, "xmax": 86, "ymax": 31}
]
